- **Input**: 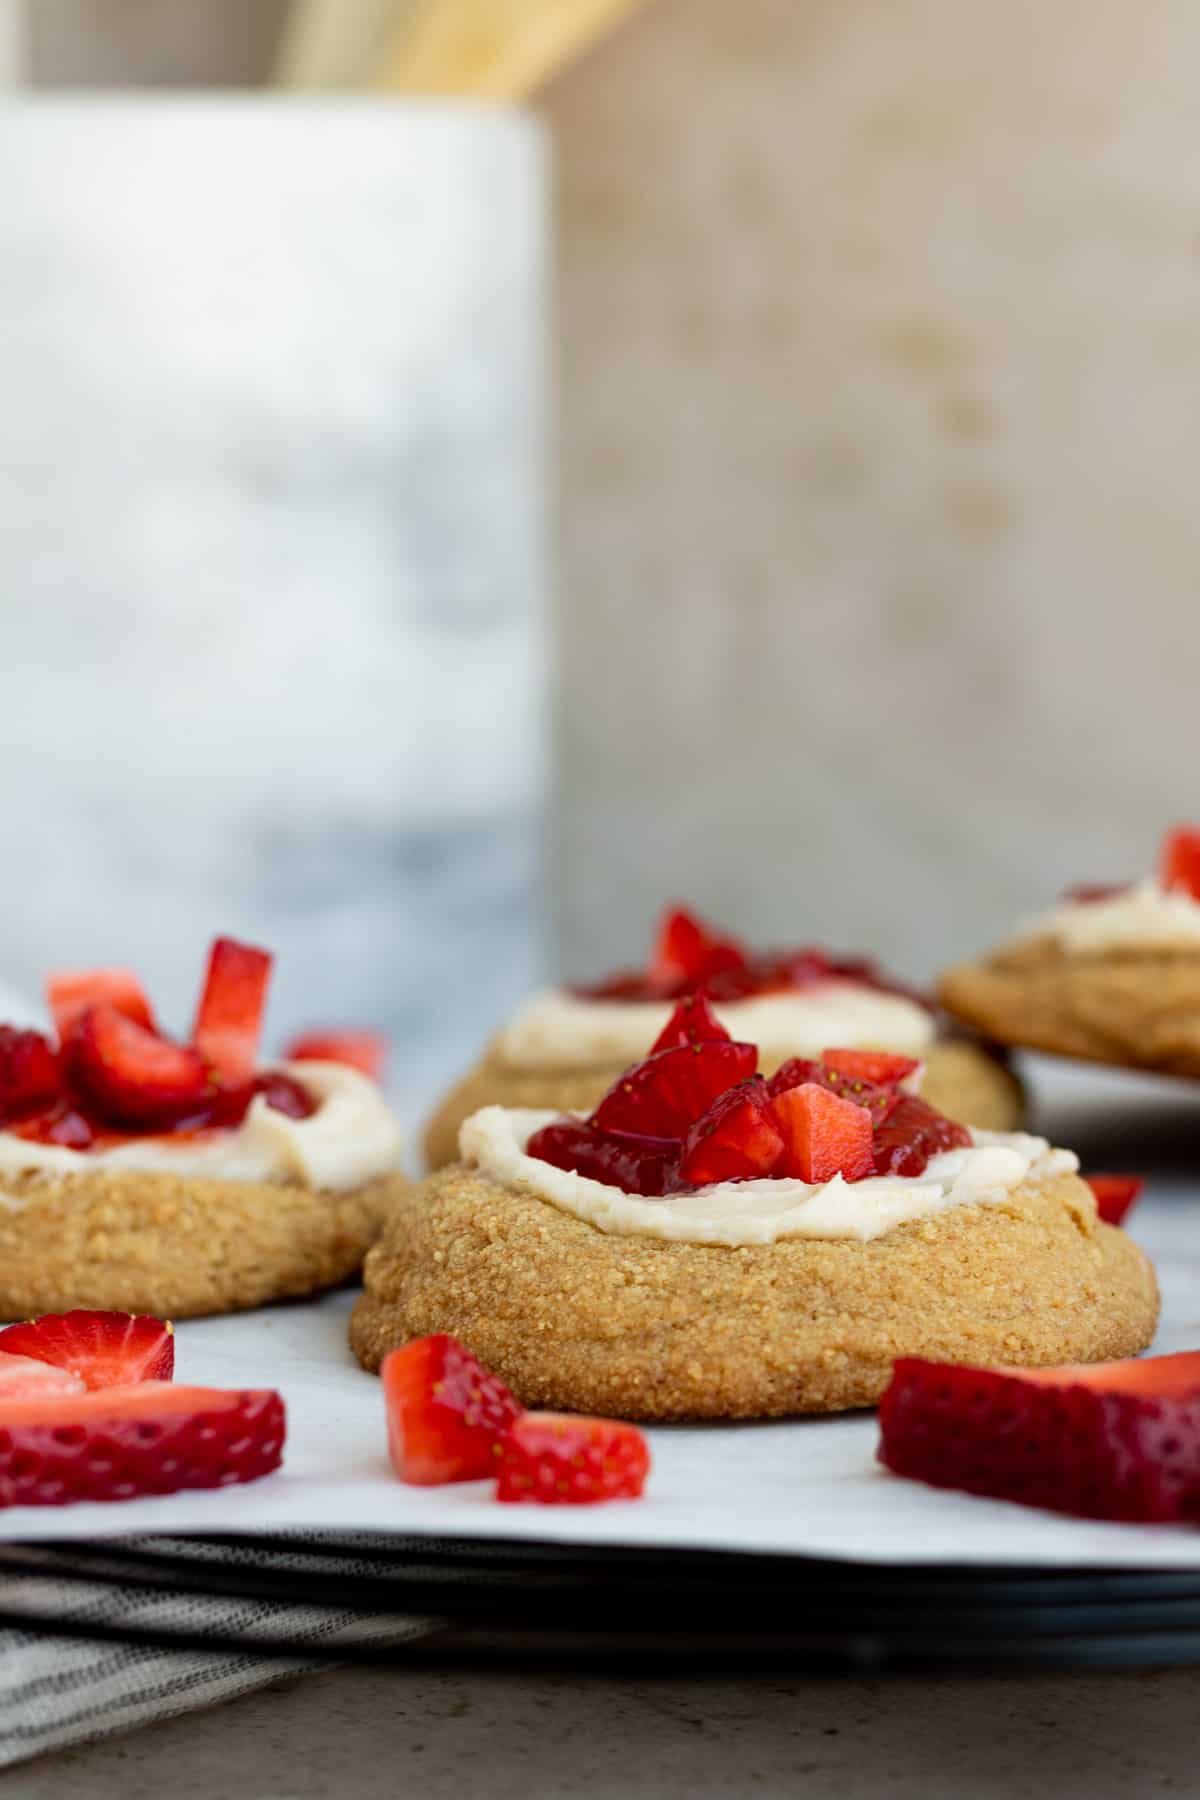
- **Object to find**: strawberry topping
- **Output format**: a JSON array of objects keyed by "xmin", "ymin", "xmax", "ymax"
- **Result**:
[
  {"xmin": 48, "ymin": 969, "xmax": 156, "ymax": 1044},
  {"xmin": 1160, "ymin": 825, "xmax": 1200, "ymax": 901},
  {"xmin": 649, "ymin": 993, "xmax": 731, "ymax": 1054},
  {"xmin": 771, "ymin": 1082, "xmax": 875, "ymax": 1183},
  {"xmin": 0, "ymin": 1309, "xmax": 174, "ymax": 1390},
  {"xmin": 0, "ymin": 1027, "xmax": 61, "ymax": 1124},
  {"xmin": 192, "ymin": 937, "xmax": 273, "ymax": 1084},
  {"xmin": 820, "ymin": 1047, "xmax": 920, "ymax": 1087},
  {"xmin": 879, "ymin": 1352, "xmax": 1200, "ymax": 1524},
  {"xmin": 871, "ymin": 1094, "xmax": 971, "ymax": 1177},
  {"xmin": 383, "ymin": 1334, "xmax": 522, "ymax": 1485},
  {"xmin": 679, "ymin": 1078, "xmax": 785, "ymax": 1186},
  {"xmin": 1085, "ymin": 1173, "xmax": 1144, "ymax": 1227},
  {"xmin": 284, "ymin": 1029, "xmax": 389, "ymax": 1082},
  {"xmin": 592, "ymin": 1040, "xmax": 757, "ymax": 1138},
  {"xmin": 496, "ymin": 1412, "xmax": 650, "ymax": 1505},
  {"xmin": 71, "ymin": 1004, "xmax": 213, "ymax": 1129},
  {"xmin": 526, "ymin": 1118, "xmax": 683, "ymax": 1196},
  {"xmin": 768, "ymin": 1057, "xmax": 903, "ymax": 1128}
]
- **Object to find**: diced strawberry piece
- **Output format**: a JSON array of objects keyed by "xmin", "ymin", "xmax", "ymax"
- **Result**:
[
  {"xmin": 821, "ymin": 1048, "xmax": 920, "ymax": 1087},
  {"xmin": 872, "ymin": 1094, "xmax": 971, "ymax": 1177},
  {"xmin": 382, "ymin": 1334, "xmax": 522, "ymax": 1486},
  {"xmin": 592, "ymin": 1041, "xmax": 757, "ymax": 1139},
  {"xmin": 1161, "ymin": 826, "xmax": 1200, "ymax": 901},
  {"xmin": 284, "ymin": 1029, "xmax": 389, "ymax": 1082},
  {"xmin": 0, "ymin": 1354, "xmax": 84, "ymax": 1401},
  {"xmin": 496, "ymin": 1412, "xmax": 650, "ymax": 1505},
  {"xmin": 771, "ymin": 1082, "xmax": 875, "ymax": 1183},
  {"xmin": 0, "ymin": 1309, "xmax": 174, "ymax": 1390},
  {"xmin": 879, "ymin": 1353, "xmax": 1200, "ymax": 1523},
  {"xmin": 71, "ymin": 1005, "xmax": 213, "ymax": 1129},
  {"xmin": 47, "ymin": 969, "xmax": 156, "ymax": 1045},
  {"xmin": 649, "ymin": 994, "xmax": 731, "ymax": 1054},
  {"xmin": 192, "ymin": 937, "xmax": 273, "ymax": 1083},
  {"xmin": 1085, "ymin": 1174, "xmax": 1145, "ymax": 1227},
  {"xmin": 0, "ymin": 1027, "xmax": 61, "ymax": 1124},
  {"xmin": 768, "ymin": 1057, "xmax": 901, "ymax": 1128},
  {"xmin": 0, "ymin": 1384, "xmax": 285, "ymax": 1508},
  {"xmin": 679, "ymin": 1078, "xmax": 784, "ymax": 1186},
  {"xmin": 526, "ymin": 1118, "xmax": 682, "ymax": 1196},
  {"xmin": 647, "ymin": 905, "xmax": 746, "ymax": 996}
]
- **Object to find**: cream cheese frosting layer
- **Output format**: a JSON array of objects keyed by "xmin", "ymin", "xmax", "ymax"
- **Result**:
[
  {"xmin": 0, "ymin": 1062, "xmax": 404, "ymax": 1195},
  {"xmin": 460, "ymin": 1106, "xmax": 1077, "ymax": 1247},
  {"xmin": 496, "ymin": 984, "xmax": 937, "ymax": 1071},
  {"xmin": 1012, "ymin": 878, "xmax": 1200, "ymax": 954}
]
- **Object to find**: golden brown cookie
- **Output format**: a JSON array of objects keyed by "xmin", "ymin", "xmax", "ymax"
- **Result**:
[
  {"xmin": 350, "ymin": 1164, "xmax": 1157, "ymax": 1419},
  {"xmin": 0, "ymin": 1167, "xmax": 408, "ymax": 1320},
  {"xmin": 940, "ymin": 943, "xmax": 1200, "ymax": 1078},
  {"xmin": 423, "ymin": 1034, "xmax": 1024, "ymax": 1171}
]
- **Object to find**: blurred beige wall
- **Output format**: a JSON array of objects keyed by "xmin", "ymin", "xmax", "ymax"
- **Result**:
[{"xmin": 545, "ymin": 0, "xmax": 1200, "ymax": 982}]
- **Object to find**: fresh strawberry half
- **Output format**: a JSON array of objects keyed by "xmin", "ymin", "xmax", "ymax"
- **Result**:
[
  {"xmin": 48, "ymin": 968, "xmax": 157, "ymax": 1044},
  {"xmin": 0, "ymin": 1309, "xmax": 174, "ymax": 1390},
  {"xmin": 879, "ymin": 1353, "xmax": 1200, "ymax": 1524},
  {"xmin": 383, "ymin": 1334, "xmax": 522, "ymax": 1485},
  {"xmin": 649, "ymin": 993, "xmax": 731, "ymax": 1054},
  {"xmin": 679, "ymin": 1078, "xmax": 784, "ymax": 1186},
  {"xmin": 821, "ymin": 1047, "xmax": 920, "ymax": 1088},
  {"xmin": 768, "ymin": 1057, "xmax": 901, "ymax": 1128},
  {"xmin": 1160, "ymin": 826, "xmax": 1200, "ymax": 901},
  {"xmin": 192, "ymin": 937, "xmax": 273, "ymax": 1083},
  {"xmin": 1085, "ymin": 1174, "xmax": 1145, "ymax": 1227},
  {"xmin": 0, "ymin": 1384, "xmax": 285, "ymax": 1509},
  {"xmin": 771, "ymin": 1082, "xmax": 875, "ymax": 1183},
  {"xmin": 871, "ymin": 1094, "xmax": 971, "ymax": 1177},
  {"xmin": 592, "ymin": 1040, "xmax": 757, "ymax": 1138},
  {"xmin": 0, "ymin": 1354, "xmax": 84, "ymax": 1401},
  {"xmin": 70, "ymin": 1004, "xmax": 212, "ymax": 1129},
  {"xmin": 526, "ymin": 1118, "xmax": 682, "ymax": 1196},
  {"xmin": 284, "ymin": 1029, "xmax": 389, "ymax": 1082},
  {"xmin": 0, "ymin": 1027, "xmax": 61, "ymax": 1124},
  {"xmin": 496, "ymin": 1412, "xmax": 650, "ymax": 1505}
]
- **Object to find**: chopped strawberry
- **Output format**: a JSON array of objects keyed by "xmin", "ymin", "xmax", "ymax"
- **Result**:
[
  {"xmin": 821, "ymin": 1048, "xmax": 920, "ymax": 1087},
  {"xmin": 771, "ymin": 1082, "xmax": 875, "ymax": 1183},
  {"xmin": 192, "ymin": 937, "xmax": 273, "ymax": 1083},
  {"xmin": 592, "ymin": 1041, "xmax": 757, "ymax": 1138},
  {"xmin": 0, "ymin": 1354, "xmax": 84, "ymax": 1401},
  {"xmin": 1085, "ymin": 1174, "xmax": 1145, "ymax": 1227},
  {"xmin": 496, "ymin": 1412, "xmax": 650, "ymax": 1505},
  {"xmin": 649, "ymin": 994, "xmax": 731, "ymax": 1054},
  {"xmin": 48, "ymin": 969, "xmax": 156, "ymax": 1045},
  {"xmin": 71, "ymin": 1005, "xmax": 212, "ymax": 1129},
  {"xmin": 0, "ymin": 1309, "xmax": 174, "ymax": 1390},
  {"xmin": 284, "ymin": 1029, "xmax": 389, "ymax": 1082},
  {"xmin": 879, "ymin": 1353, "xmax": 1200, "ymax": 1524},
  {"xmin": 1160, "ymin": 826, "xmax": 1200, "ymax": 901},
  {"xmin": 0, "ymin": 1028, "xmax": 61, "ymax": 1124},
  {"xmin": 768, "ymin": 1057, "xmax": 901, "ymax": 1128},
  {"xmin": 647, "ymin": 905, "xmax": 746, "ymax": 996},
  {"xmin": 871, "ymin": 1094, "xmax": 971, "ymax": 1177},
  {"xmin": 382, "ymin": 1334, "xmax": 521, "ymax": 1485},
  {"xmin": 679, "ymin": 1078, "xmax": 784, "ymax": 1186},
  {"xmin": 526, "ymin": 1117, "xmax": 682, "ymax": 1196},
  {"xmin": 0, "ymin": 1384, "xmax": 285, "ymax": 1509}
]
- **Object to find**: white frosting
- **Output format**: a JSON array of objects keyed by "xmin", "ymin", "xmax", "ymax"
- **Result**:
[
  {"xmin": 0, "ymin": 1061, "xmax": 404, "ymax": 1198},
  {"xmin": 497, "ymin": 984, "xmax": 936, "ymax": 1071},
  {"xmin": 1012, "ymin": 877, "xmax": 1200, "ymax": 953},
  {"xmin": 460, "ymin": 1106, "xmax": 1077, "ymax": 1247}
]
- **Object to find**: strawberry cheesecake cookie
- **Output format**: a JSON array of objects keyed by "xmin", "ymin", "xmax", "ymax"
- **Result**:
[
  {"xmin": 940, "ymin": 826, "xmax": 1200, "ymax": 1078},
  {"xmin": 423, "ymin": 905, "xmax": 1023, "ymax": 1168},
  {"xmin": 356, "ymin": 1000, "xmax": 1155, "ymax": 1418},
  {"xmin": 0, "ymin": 938, "xmax": 406, "ymax": 1319}
]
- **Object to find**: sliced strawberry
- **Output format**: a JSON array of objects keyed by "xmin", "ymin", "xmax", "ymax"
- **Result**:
[
  {"xmin": 0, "ymin": 1354, "xmax": 84, "ymax": 1401},
  {"xmin": 679, "ymin": 1078, "xmax": 784, "ymax": 1186},
  {"xmin": 771, "ymin": 1082, "xmax": 875, "ymax": 1183},
  {"xmin": 382, "ymin": 1334, "xmax": 522, "ymax": 1486},
  {"xmin": 0, "ymin": 1027, "xmax": 61, "ymax": 1124},
  {"xmin": 0, "ymin": 1309, "xmax": 174, "ymax": 1389},
  {"xmin": 284, "ymin": 1029, "xmax": 389, "ymax": 1082},
  {"xmin": 821, "ymin": 1047, "xmax": 920, "ymax": 1088},
  {"xmin": 871, "ymin": 1094, "xmax": 971, "ymax": 1177},
  {"xmin": 592, "ymin": 1041, "xmax": 757, "ymax": 1139},
  {"xmin": 649, "ymin": 993, "xmax": 731, "ymax": 1054},
  {"xmin": 71, "ymin": 1005, "xmax": 212, "ymax": 1129},
  {"xmin": 647, "ymin": 905, "xmax": 746, "ymax": 996},
  {"xmin": 526, "ymin": 1117, "xmax": 681, "ymax": 1196},
  {"xmin": 768, "ymin": 1057, "xmax": 901, "ymax": 1128},
  {"xmin": 496, "ymin": 1412, "xmax": 650, "ymax": 1505},
  {"xmin": 192, "ymin": 937, "xmax": 273, "ymax": 1083},
  {"xmin": 1161, "ymin": 826, "xmax": 1200, "ymax": 900},
  {"xmin": 879, "ymin": 1353, "xmax": 1200, "ymax": 1524},
  {"xmin": 47, "ymin": 969, "xmax": 156, "ymax": 1045},
  {"xmin": 0, "ymin": 1384, "xmax": 285, "ymax": 1509},
  {"xmin": 1085, "ymin": 1174, "xmax": 1145, "ymax": 1227}
]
